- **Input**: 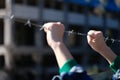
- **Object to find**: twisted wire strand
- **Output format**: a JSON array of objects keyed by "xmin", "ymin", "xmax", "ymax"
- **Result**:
[{"xmin": 7, "ymin": 15, "xmax": 120, "ymax": 43}]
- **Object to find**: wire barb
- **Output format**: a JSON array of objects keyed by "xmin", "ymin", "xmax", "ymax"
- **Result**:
[
  {"xmin": 10, "ymin": 15, "xmax": 14, "ymax": 19},
  {"xmin": 25, "ymin": 19, "xmax": 31, "ymax": 27},
  {"xmin": 105, "ymin": 37, "xmax": 109, "ymax": 42},
  {"xmin": 39, "ymin": 26, "xmax": 45, "ymax": 31}
]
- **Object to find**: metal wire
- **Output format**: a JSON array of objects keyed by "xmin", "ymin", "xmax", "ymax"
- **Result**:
[{"xmin": 7, "ymin": 14, "xmax": 120, "ymax": 43}]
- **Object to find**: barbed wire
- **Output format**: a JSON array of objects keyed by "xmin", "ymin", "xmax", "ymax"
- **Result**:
[
  {"xmin": 6, "ymin": 14, "xmax": 120, "ymax": 44},
  {"xmin": 65, "ymin": 30, "xmax": 120, "ymax": 43}
]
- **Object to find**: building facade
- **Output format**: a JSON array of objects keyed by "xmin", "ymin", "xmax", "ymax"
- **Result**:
[{"xmin": 0, "ymin": 0, "xmax": 120, "ymax": 80}]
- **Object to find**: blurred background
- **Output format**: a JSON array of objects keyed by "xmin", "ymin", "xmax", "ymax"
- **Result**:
[{"xmin": 0, "ymin": 0, "xmax": 120, "ymax": 80}]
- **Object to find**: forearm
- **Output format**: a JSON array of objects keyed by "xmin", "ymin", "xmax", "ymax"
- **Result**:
[
  {"xmin": 87, "ymin": 30, "xmax": 119, "ymax": 73},
  {"xmin": 98, "ymin": 46, "xmax": 117, "ymax": 64},
  {"xmin": 50, "ymin": 42, "xmax": 74, "ymax": 69},
  {"xmin": 94, "ymin": 45, "xmax": 120, "ymax": 73}
]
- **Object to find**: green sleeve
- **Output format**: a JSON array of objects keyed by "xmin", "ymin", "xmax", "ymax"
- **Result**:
[
  {"xmin": 59, "ymin": 59, "xmax": 77, "ymax": 74},
  {"xmin": 110, "ymin": 56, "xmax": 120, "ymax": 73}
]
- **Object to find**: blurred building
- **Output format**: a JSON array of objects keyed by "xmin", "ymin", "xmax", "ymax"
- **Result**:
[{"xmin": 0, "ymin": 0, "xmax": 120, "ymax": 80}]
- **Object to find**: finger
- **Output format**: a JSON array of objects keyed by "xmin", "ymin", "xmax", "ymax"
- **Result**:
[
  {"xmin": 87, "ymin": 34, "xmax": 94, "ymax": 44},
  {"xmin": 44, "ymin": 27, "xmax": 48, "ymax": 32},
  {"xmin": 87, "ymin": 30, "xmax": 96, "ymax": 39},
  {"xmin": 56, "ymin": 22, "xmax": 61, "ymax": 24},
  {"xmin": 87, "ymin": 30, "xmax": 97, "ymax": 44}
]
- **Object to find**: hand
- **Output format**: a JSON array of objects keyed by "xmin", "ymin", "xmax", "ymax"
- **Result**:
[
  {"xmin": 87, "ymin": 30, "xmax": 108, "ymax": 53},
  {"xmin": 87, "ymin": 30, "xmax": 117, "ymax": 64},
  {"xmin": 43, "ymin": 22, "xmax": 74, "ymax": 68},
  {"xmin": 43, "ymin": 22, "xmax": 65, "ymax": 48}
]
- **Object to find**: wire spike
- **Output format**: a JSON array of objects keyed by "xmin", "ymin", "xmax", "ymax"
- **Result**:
[
  {"xmin": 105, "ymin": 37, "xmax": 109, "ymax": 42},
  {"xmin": 25, "ymin": 19, "xmax": 31, "ymax": 27},
  {"xmin": 68, "ymin": 30, "xmax": 74, "ymax": 36},
  {"xmin": 111, "ymin": 39, "xmax": 115, "ymax": 43},
  {"xmin": 10, "ymin": 15, "xmax": 14, "ymax": 19},
  {"xmin": 39, "ymin": 26, "xmax": 45, "ymax": 31}
]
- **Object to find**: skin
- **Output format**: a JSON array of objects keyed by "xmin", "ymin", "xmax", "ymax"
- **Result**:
[
  {"xmin": 43, "ymin": 22, "xmax": 73, "ymax": 68},
  {"xmin": 87, "ymin": 30, "xmax": 117, "ymax": 64},
  {"xmin": 43, "ymin": 22, "xmax": 117, "ymax": 69}
]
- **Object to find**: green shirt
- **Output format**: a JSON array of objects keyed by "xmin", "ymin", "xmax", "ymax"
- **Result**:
[
  {"xmin": 110, "ymin": 56, "xmax": 120, "ymax": 73},
  {"xmin": 60, "ymin": 56, "xmax": 120, "ymax": 74},
  {"xmin": 59, "ymin": 59, "xmax": 77, "ymax": 74}
]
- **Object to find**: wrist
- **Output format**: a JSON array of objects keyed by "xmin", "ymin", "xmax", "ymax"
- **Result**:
[
  {"xmin": 50, "ymin": 42, "xmax": 63, "ymax": 50},
  {"xmin": 97, "ymin": 45, "xmax": 109, "ymax": 53},
  {"xmin": 98, "ymin": 46, "xmax": 117, "ymax": 64}
]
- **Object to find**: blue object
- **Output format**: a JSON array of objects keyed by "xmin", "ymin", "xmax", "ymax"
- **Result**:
[
  {"xmin": 64, "ymin": 0, "xmax": 88, "ymax": 6},
  {"xmin": 64, "ymin": 0, "xmax": 120, "ymax": 12},
  {"xmin": 52, "ymin": 65, "xmax": 93, "ymax": 80},
  {"xmin": 112, "ymin": 68, "xmax": 120, "ymax": 80},
  {"xmin": 105, "ymin": 0, "xmax": 120, "ymax": 12}
]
